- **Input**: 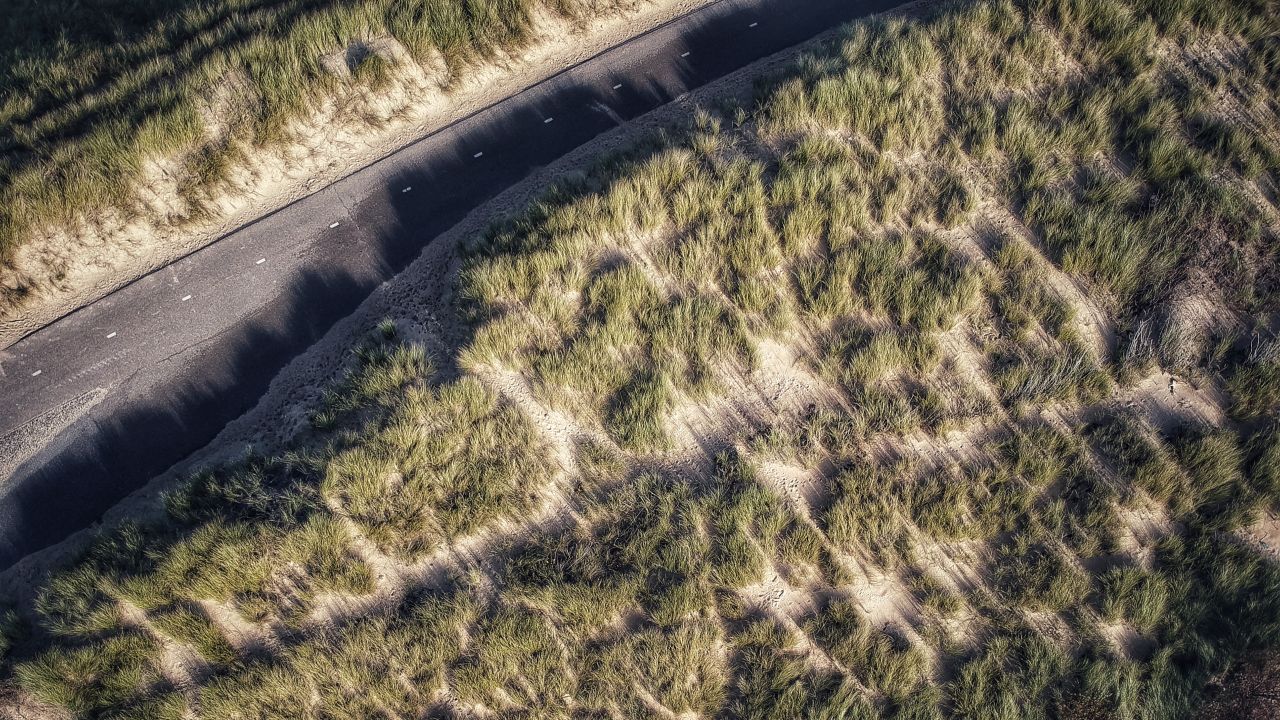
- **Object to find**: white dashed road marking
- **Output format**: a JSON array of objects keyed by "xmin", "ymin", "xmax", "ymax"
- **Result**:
[
  {"xmin": 31, "ymin": 370, "xmax": 41, "ymax": 377},
  {"xmin": 681, "ymin": 51, "xmax": 690, "ymax": 57},
  {"xmin": 473, "ymin": 151, "xmax": 484, "ymax": 158},
  {"xmin": 544, "ymin": 117, "xmax": 554, "ymax": 123},
  {"xmin": 329, "ymin": 221, "xmax": 340, "ymax": 228},
  {"xmin": 256, "ymin": 258, "xmax": 266, "ymax": 265},
  {"xmin": 181, "ymin": 294, "xmax": 192, "ymax": 302},
  {"xmin": 613, "ymin": 83, "xmax": 623, "ymax": 89},
  {"xmin": 402, "ymin": 186, "xmax": 412, "ymax": 193},
  {"xmin": 749, "ymin": 22, "xmax": 759, "ymax": 27},
  {"xmin": 106, "ymin": 332, "xmax": 117, "ymax": 339}
]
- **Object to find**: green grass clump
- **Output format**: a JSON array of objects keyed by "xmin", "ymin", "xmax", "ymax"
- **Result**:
[
  {"xmin": 1172, "ymin": 430, "xmax": 1256, "ymax": 527},
  {"xmin": 729, "ymin": 618, "xmax": 876, "ymax": 719},
  {"xmin": 119, "ymin": 520, "xmax": 277, "ymax": 610},
  {"xmin": 1228, "ymin": 354, "xmax": 1280, "ymax": 420},
  {"xmin": 818, "ymin": 321, "xmax": 994, "ymax": 438},
  {"xmin": 166, "ymin": 453, "xmax": 324, "ymax": 527},
  {"xmin": 822, "ymin": 324, "xmax": 941, "ymax": 387},
  {"xmin": 104, "ymin": 514, "xmax": 371, "ymax": 625},
  {"xmin": 763, "ymin": 17, "xmax": 944, "ymax": 153},
  {"xmin": 806, "ymin": 599, "xmax": 930, "ymax": 702},
  {"xmin": 0, "ymin": 607, "xmax": 22, "ymax": 664},
  {"xmin": 15, "ymin": 632, "xmax": 167, "ymax": 718},
  {"xmin": 511, "ymin": 453, "xmax": 791, "ymax": 635},
  {"xmin": 0, "ymin": 0, "xmax": 645, "ymax": 306},
  {"xmin": 582, "ymin": 621, "xmax": 728, "ymax": 716},
  {"xmin": 916, "ymin": 364, "xmax": 995, "ymax": 434},
  {"xmin": 992, "ymin": 537, "xmax": 1090, "ymax": 612},
  {"xmin": 200, "ymin": 590, "xmax": 476, "ymax": 718},
  {"xmin": 796, "ymin": 230, "xmax": 983, "ymax": 331},
  {"xmin": 992, "ymin": 234, "xmax": 1073, "ymax": 341},
  {"xmin": 993, "ymin": 341, "xmax": 1112, "ymax": 408},
  {"xmin": 947, "ymin": 631, "xmax": 1071, "ymax": 718},
  {"xmin": 823, "ymin": 463, "xmax": 914, "ymax": 568},
  {"xmin": 1086, "ymin": 413, "xmax": 1185, "ymax": 505},
  {"xmin": 1133, "ymin": 531, "xmax": 1280, "ymax": 714},
  {"xmin": 910, "ymin": 572, "xmax": 963, "ymax": 616},
  {"xmin": 311, "ymin": 341, "xmax": 434, "ymax": 428},
  {"xmin": 464, "ymin": 192, "xmax": 757, "ymax": 448},
  {"xmin": 1247, "ymin": 428, "xmax": 1280, "ymax": 507},
  {"xmin": 323, "ymin": 374, "xmax": 554, "ymax": 559},
  {"xmin": 150, "ymin": 604, "xmax": 240, "ymax": 665},
  {"xmin": 1098, "ymin": 566, "xmax": 1169, "ymax": 633},
  {"xmin": 35, "ymin": 524, "xmax": 156, "ymax": 638},
  {"xmin": 910, "ymin": 466, "xmax": 1010, "ymax": 541}
]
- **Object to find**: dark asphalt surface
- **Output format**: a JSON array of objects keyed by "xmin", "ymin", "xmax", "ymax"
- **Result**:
[{"xmin": 0, "ymin": 0, "xmax": 902, "ymax": 569}]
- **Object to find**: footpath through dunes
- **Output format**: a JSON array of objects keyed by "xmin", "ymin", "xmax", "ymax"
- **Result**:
[
  {"xmin": 2, "ymin": 0, "xmax": 1280, "ymax": 717},
  {"xmin": 0, "ymin": 0, "xmax": 905, "ymax": 570}
]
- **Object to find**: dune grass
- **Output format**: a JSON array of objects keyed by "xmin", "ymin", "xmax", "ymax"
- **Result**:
[
  {"xmin": 198, "ymin": 589, "xmax": 477, "ymax": 718},
  {"xmin": 4, "ymin": 0, "xmax": 1280, "ymax": 716},
  {"xmin": 461, "ymin": 125, "xmax": 982, "ymax": 448},
  {"xmin": 806, "ymin": 598, "xmax": 929, "ymax": 701},
  {"xmin": 322, "ymin": 372, "xmax": 554, "ymax": 559},
  {"xmin": 1099, "ymin": 566, "xmax": 1170, "ymax": 633},
  {"xmin": 729, "ymin": 618, "xmax": 876, "ymax": 719},
  {"xmin": 150, "ymin": 604, "xmax": 240, "ymax": 665},
  {"xmin": 14, "ymin": 631, "xmax": 169, "ymax": 718},
  {"xmin": 1228, "ymin": 351, "xmax": 1280, "ymax": 420},
  {"xmin": 1087, "ymin": 412, "xmax": 1186, "ymax": 506},
  {"xmin": 0, "ymin": 608, "xmax": 19, "ymax": 664}
]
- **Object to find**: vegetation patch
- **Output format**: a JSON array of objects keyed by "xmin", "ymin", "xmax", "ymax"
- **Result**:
[{"xmin": 3, "ymin": 0, "xmax": 1280, "ymax": 716}]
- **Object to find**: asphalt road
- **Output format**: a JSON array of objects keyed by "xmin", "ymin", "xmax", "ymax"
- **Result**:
[{"xmin": 0, "ymin": 0, "xmax": 902, "ymax": 569}]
